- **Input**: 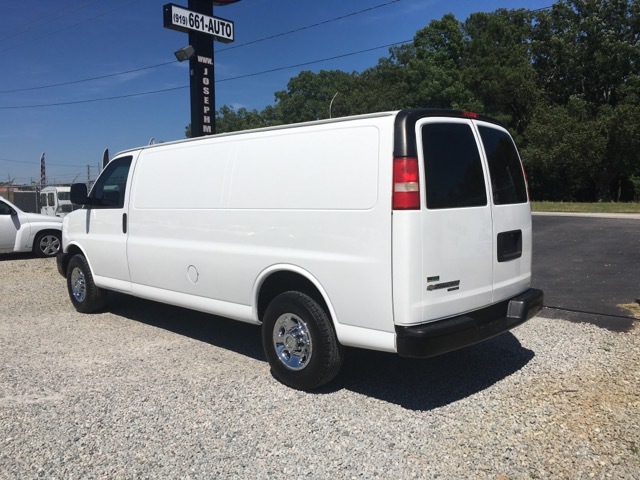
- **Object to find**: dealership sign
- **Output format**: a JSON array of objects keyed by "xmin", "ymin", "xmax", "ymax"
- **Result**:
[
  {"xmin": 163, "ymin": 3, "xmax": 234, "ymax": 43},
  {"xmin": 163, "ymin": 1, "xmax": 238, "ymax": 137}
]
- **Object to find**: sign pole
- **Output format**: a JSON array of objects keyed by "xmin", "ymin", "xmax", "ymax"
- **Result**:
[
  {"xmin": 188, "ymin": 0, "xmax": 214, "ymax": 137},
  {"xmin": 164, "ymin": 1, "xmax": 237, "ymax": 137}
]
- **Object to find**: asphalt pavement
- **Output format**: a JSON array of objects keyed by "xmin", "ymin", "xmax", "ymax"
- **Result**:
[{"xmin": 531, "ymin": 213, "xmax": 640, "ymax": 332}]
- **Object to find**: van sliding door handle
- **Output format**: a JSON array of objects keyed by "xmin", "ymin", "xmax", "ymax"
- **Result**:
[{"xmin": 122, "ymin": 213, "xmax": 127, "ymax": 234}]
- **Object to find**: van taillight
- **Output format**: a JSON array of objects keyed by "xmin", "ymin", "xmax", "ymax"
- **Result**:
[{"xmin": 393, "ymin": 157, "xmax": 420, "ymax": 210}]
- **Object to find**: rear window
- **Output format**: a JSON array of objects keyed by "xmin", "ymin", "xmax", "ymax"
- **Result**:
[
  {"xmin": 478, "ymin": 126, "xmax": 527, "ymax": 205},
  {"xmin": 421, "ymin": 123, "xmax": 487, "ymax": 209}
]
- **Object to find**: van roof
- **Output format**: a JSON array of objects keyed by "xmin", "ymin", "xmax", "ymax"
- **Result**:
[{"xmin": 115, "ymin": 108, "xmax": 504, "ymax": 157}]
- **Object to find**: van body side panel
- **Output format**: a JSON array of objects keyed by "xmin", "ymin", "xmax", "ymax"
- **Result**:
[{"xmin": 126, "ymin": 120, "xmax": 395, "ymax": 335}]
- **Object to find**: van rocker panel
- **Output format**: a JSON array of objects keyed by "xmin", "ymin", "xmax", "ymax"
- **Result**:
[{"xmin": 395, "ymin": 288, "xmax": 543, "ymax": 358}]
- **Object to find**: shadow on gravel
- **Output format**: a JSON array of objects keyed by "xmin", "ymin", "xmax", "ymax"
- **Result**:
[
  {"xmin": 540, "ymin": 306, "xmax": 638, "ymax": 333},
  {"xmin": 0, "ymin": 252, "xmax": 38, "ymax": 261},
  {"xmin": 107, "ymin": 293, "xmax": 534, "ymax": 411},
  {"xmin": 108, "ymin": 293, "xmax": 265, "ymax": 362},
  {"xmin": 332, "ymin": 333, "xmax": 534, "ymax": 411}
]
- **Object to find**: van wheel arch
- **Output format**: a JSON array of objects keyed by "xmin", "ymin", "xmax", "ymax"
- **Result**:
[
  {"xmin": 257, "ymin": 270, "xmax": 332, "ymax": 323},
  {"xmin": 66, "ymin": 253, "xmax": 107, "ymax": 313},
  {"xmin": 59, "ymin": 244, "xmax": 86, "ymax": 278}
]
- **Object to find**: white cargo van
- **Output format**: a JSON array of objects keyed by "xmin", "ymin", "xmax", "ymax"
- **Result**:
[{"xmin": 58, "ymin": 109, "xmax": 543, "ymax": 390}]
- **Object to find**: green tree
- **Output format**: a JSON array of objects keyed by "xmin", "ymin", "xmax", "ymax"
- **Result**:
[
  {"xmin": 523, "ymin": 99, "xmax": 640, "ymax": 201},
  {"xmin": 273, "ymin": 70, "xmax": 359, "ymax": 123},
  {"xmin": 463, "ymin": 9, "xmax": 541, "ymax": 134},
  {"xmin": 526, "ymin": 0, "xmax": 640, "ymax": 200},
  {"xmin": 533, "ymin": 0, "xmax": 640, "ymax": 107},
  {"xmin": 216, "ymin": 105, "xmax": 276, "ymax": 133}
]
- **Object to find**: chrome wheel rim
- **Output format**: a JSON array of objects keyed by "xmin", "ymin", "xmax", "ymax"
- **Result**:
[
  {"xmin": 70, "ymin": 267, "xmax": 86, "ymax": 303},
  {"xmin": 39, "ymin": 235, "xmax": 60, "ymax": 256},
  {"xmin": 272, "ymin": 313, "xmax": 312, "ymax": 371}
]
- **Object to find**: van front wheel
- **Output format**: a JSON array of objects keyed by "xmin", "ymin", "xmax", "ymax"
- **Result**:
[
  {"xmin": 262, "ymin": 291, "xmax": 343, "ymax": 391},
  {"xmin": 66, "ymin": 254, "xmax": 106, "ymax": 313}
]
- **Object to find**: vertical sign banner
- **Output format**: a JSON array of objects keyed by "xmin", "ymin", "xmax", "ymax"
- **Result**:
[
  {"xmin": 189, "ymin": 4, "xmax": 214, "ymax": 137},
  {"xmin": 40, "ymin": 152, "xmax": 46, "ymax": 187}
]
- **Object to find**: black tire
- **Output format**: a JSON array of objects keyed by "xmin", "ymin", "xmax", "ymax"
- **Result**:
[
  {"xmin": 262, "ymin": 291, "xmax": 343, "ymax": 391},
  {"xmin": 66, "ymin": 254, "xmax": 107, "ymax": 313},
  {"xmin": 33, "ymin": 231, "xmax": 61, "ymax": 258}
]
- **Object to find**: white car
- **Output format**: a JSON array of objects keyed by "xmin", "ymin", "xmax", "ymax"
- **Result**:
[{"xmin": 0, "ymin": 196, "xmax": 63, "ymax": 257}]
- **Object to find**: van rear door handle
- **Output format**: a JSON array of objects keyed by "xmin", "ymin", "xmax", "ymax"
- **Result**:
[
  {"xmin": 497, "ymin": 230, "xmax": 521, "ymax": 262},
  {"xmin": 122, "ymin": 213, "xmax": 127, "ymax": 234}
]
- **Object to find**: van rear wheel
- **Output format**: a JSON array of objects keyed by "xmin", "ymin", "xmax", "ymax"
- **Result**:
[
  {"xmin": 66, "ymin": 254, "xmax": 106, "ymax": 313},
  {"xmin": 262, "ymin": 291, "xmax": 343, "ymax": 391}
]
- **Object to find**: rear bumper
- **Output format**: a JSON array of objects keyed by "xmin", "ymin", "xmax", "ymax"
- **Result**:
[{"xmin": 395, "ymin": 288, "xmax": 543, "ymax": 358}]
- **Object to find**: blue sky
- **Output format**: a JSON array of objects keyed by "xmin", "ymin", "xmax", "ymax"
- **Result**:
[{"xmin": 0, "ymin": 0, "xmax": 552, "ymax": 185}]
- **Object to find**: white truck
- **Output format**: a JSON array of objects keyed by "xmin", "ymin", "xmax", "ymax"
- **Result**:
[
  {"xmin": 1, "ymin": 196, "xmax": 63, "ymax": 257},
  {"xmin": 40, "ymin": 186, "xmax": 74, "ymax": 217},
  {"xmin": 57, "ymin": 109, "xmax": 543, "ymax": 390}
]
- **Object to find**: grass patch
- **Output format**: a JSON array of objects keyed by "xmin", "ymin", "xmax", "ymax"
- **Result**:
[
  {"xmin": 531, "ymin": 201, "xmax": 640, "ymax": 214},
  {"xmin": 618, "ymin": 303, "xmax": 640, "ymax": 320}
]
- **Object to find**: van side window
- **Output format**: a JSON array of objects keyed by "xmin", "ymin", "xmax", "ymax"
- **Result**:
[
  {"xmin": 421, "ymin": 123, "xmax": 487, "ymax": 209},
  {"xmin": 90, "ymin": 156, "xmax": 132, "ymax": 209},
  {"xmin": 479, "ymin": 126, "xmax": 528, "ymax": 205}
]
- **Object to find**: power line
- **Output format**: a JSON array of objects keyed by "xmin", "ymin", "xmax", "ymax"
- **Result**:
[
  {"xmin": 0, "ymin": 0, "xmax": 402, "ymax": 94},
  {"xmin": 0, "ymin": 157, "xmax": 86, "ymax": 168},
  {"xmin": 0, "ymin": 0, "xmax": 140, "ymax": 55},
  {"xmin": 217, "ymin": 0, "xmax": 401, "ymax": 53},
  {"xmin": 0, "ymin": 85, "xmax": 187, "ymax": 110},
  {"xmin": 0, "ymin": 0, "xmax": 103, "ymax": 43},
  {"xmin": 217, "ymin": 40, "xmax": 413, "ymax": 83},
  {"xmin": 0, "ymin": 61, "xmax": 178, "ymax": 94},
  {"xmin": 0, "ymin": 40, "xmax": 412, "ymax": 110}
]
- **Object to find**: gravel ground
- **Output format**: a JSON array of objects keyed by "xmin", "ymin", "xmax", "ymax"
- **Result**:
[{"xmin": 1, "ymin": 256, "xmax": 639, "ymax": 480}]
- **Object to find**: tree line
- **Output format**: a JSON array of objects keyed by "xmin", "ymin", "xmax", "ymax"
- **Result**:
[{"xmin": 196, "ymin": 0, "xmax": 640, "ymax": 202}]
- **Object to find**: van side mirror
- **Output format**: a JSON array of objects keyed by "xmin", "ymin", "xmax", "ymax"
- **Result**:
[{"xmin": 70, "ymin": 183, "xmax": 89, "ymax": 205}]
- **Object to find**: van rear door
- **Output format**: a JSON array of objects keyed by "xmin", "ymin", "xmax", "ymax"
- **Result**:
[
  {"xmin": 401, "ymin": 114, "xmax": 531, "ymax": 325},
  {"xmin": 476, "ymin": 122, "xmax": 531, "ymax": 302},
  {"xmin": 416, "ymin": 117, "xmax": 494, "ymax": 322}
]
